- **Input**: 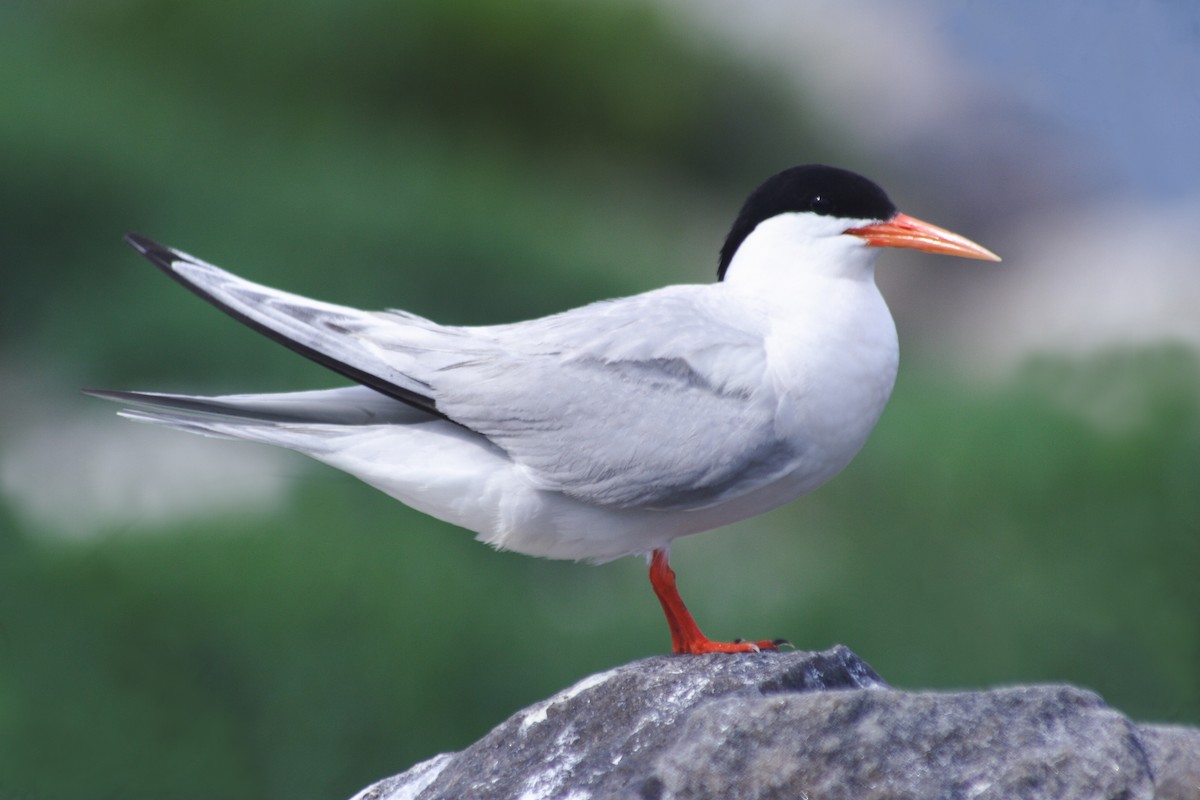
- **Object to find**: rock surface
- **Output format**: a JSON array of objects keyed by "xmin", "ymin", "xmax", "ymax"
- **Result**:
[{"xmin": 350, "ymin": 646, "xmax": 1200, "ymax": 800}]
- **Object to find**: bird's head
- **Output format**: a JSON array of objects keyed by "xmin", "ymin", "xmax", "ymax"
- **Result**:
[{"xmin": 718, "ymin": 165, "xmax": 999, "ymax": 287}]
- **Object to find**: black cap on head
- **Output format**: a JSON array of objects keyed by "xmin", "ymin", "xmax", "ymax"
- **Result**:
[{"xmin": 717, "ymin": 165, "xmax": 897, "ymax": 280}]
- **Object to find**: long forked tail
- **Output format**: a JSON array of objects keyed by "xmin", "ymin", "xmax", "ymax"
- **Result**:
[
  {"xmin": 82, "ymin": 385, "xmax": 435, "ymax": 454},
  {"xmin": 122, "ymin": 233, "xmax": 450, "ymax": 420},
  {"xmin": 84, "ymin": 385, "xmax": 429, "ymax": 424}
]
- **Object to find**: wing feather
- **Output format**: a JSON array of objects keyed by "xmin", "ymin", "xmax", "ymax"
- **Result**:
[
  {"xmin": 123, "ymin": 235, "xmax": 804, "ymax": 511},
  {"xmin": 124, "ymin": 233, "xmax": 450, "ymax": 416},
  {"xmin": 430, "ymin": 289, "xmax": 802, "ymax": 509}
]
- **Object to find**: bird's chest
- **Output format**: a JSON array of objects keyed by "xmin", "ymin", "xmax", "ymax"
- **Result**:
[{"xmin": 764, "ymin": 285, "xmax": 899, "ymax": 478}]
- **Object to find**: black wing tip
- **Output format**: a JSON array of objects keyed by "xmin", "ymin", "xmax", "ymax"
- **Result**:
[
  {"xmin": 113, "ymin": 233, "xmax": 452, "ymax": 422},
  {"xmin": 124, "ymin": 232, "xmax": 180, "ymax": 271}
]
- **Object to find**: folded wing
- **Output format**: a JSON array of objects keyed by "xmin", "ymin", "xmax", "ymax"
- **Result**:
[
  {"xmin": 120, "ymin": 236, "xmax": 805, "ymax": 511},
  {"xmin": 430, "ymin": 292, "xmax": 799, "ymax": 509}
]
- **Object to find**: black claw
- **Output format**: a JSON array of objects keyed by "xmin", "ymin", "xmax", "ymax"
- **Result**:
[{"xmin": 772, "ymin": 638, "xmax": 794, "ymax": 649}]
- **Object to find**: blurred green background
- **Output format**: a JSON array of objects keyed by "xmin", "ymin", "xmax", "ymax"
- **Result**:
[{"xmin": 2, "ymin": 1, "xmax": 1197, "ymax": 799}]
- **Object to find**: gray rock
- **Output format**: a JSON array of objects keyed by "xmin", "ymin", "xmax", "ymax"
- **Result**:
[
  {"xmin": 350, "ymin": 647, "xmax": 1200, "ymax": 800},
  {"xmin": 1140, "ymin": 725, "xmax": 1200, "ymax": 800}
]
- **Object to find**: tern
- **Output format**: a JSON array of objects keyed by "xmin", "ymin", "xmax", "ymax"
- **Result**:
[{"xmin": 88, "ymin": 165, "xmax": 998, "ymax": 654}]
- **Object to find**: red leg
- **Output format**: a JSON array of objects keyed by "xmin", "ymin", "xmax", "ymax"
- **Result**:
[{"xmin": 649, "ymin": 548, "xmax": 784, "ymax": 655}]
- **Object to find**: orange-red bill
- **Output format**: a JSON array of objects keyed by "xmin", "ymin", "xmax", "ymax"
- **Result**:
[{"xmin": 846, "ymin": 213, "xmax": 1000, "ymax": 261}]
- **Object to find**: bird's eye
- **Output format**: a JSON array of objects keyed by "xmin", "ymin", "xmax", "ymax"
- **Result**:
[{"xmin": 810, "ymin": 195, "xmax": 833, "ymax": 215}]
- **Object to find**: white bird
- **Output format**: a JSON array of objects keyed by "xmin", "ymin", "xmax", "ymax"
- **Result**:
[{"xmin": 88, "ymin": 165, "xmax": 998, "ymax": 654}]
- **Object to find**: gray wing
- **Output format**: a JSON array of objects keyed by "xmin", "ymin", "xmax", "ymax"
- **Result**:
[
  {"xmin": 122, "ymin": 236, "xmax": 800, "ymax": 510},
  {"xmin": 430, "ymin": 290, "xmax": 800, "ymax": 510},
  {"xmin": 123, "ymin": 233, "xmax": 463, "ymax": 416}
]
